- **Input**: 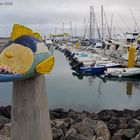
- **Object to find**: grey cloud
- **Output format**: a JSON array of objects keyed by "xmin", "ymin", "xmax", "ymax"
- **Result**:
[{"xmin": 0, "ymin": 0, "xmax": 140, "ymax": 36}]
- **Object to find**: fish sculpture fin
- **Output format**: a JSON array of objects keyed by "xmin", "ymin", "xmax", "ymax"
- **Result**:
[
  {"xmin": 36, "ymin": 56, "xmax": 55, "ymax": 74},
  {"xmin": 33, "ymin": 32, "xmax": 43, "ymax": 41},
  {"xmin": 10, "ymin": 24, "xmax": 33, "ymax": 41},
  {"xmin": 10, "ymin": 24, "xmax": 42, "ymax": 41}
]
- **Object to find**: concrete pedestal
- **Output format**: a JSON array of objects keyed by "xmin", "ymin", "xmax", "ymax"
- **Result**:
[{"xmin": 11, "ymin": 75, "xmax": 52, "ymax": 140}]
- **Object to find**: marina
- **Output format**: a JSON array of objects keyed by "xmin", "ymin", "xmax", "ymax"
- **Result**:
[{"xmin": 1, "ymin": 0, "xmax": 140, "ymax": 139}]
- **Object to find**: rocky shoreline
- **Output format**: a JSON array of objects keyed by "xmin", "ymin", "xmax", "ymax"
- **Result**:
[{"xmin": 1, "ymin": 106, "xmax": 140, "ymax": 140}]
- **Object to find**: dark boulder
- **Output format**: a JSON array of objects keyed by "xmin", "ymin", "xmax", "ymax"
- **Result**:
[
  {"xmin": 127, "ymin": 119, "xmax": 140, "ymax": 133},
  {"xmin": 122, "ymin": 128, "xmax": 136, "ymax": 139},
  {"xmin": 0, "ymin": 115, "xmax": 10, "ymax": 129},
  {"xmin": 0, "ymin": 106, "xmax": 11, "ymax": 119},
  {"xmin": 65, "ymin": 134, "xmax": 91, "ymax": 140},
  {"xmin": 52, "ymin": 128, "xmax": 64, "ymax": 140}
]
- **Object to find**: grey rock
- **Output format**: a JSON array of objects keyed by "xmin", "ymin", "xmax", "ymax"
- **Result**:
[
  {"xmin": 96, "ymin": 137, "xmax": 105, "ymax": 140},
  {"xmin": 122, "ymin": 128, "xmax": 136, "ymax": 139},
  {"xmin": 135, "ymin": 109, "xmax": 140, "ymax": 117},
  {"xmin": 131, "ymin": 133, "xmax": 140, "ymax": 140},
  {"xmin": 53, "ymin": 119, "xmax": 65, "ymax": 128},
  {"xmin": 0, "ymin": 123, "xmax": 11, "ymax": 137},
  {"xmin": 71, "ymin": 119, "xmax": 94, "ymax": 138},
  {"xmin": 65, "ymin": 128, "xmax": 77, "ymax": 137},
  {"xmin": 53, "ymin": 118, "xmax": 75, "ymax": 135},
  {"xmin": 69, "ymin": 118, "xmax": 75, "ymax": 126},
  {"xmin": 0, "ymin": 135, "xmax": 10, "ymax": 140},
  {"xmin": 108, "ymin": 123, "xmax": 118, "ymax": 134},
  {"xmin": 50, "ymin": 111, "xmax": 61, "ymax": 119},
  {"xmin": 97, "ymin": 110, "xmax": 116, "ymax": 121},
  {"xmin": 118, "ymin": 117, "xmax": 127, "ymax": 129},
  {"xmin": 0, "ymin": 106, "xmax": 11, "ymax": 119},
  {"xmin": 123, "ymin": 109, "xmax": 135, "ymax": 117},
  {"xmin": 0, "ymin": 116, "xmax": 9, "ymax": 129},
  {"xmin": 82, "ymin": 118, "xmax": 110, "ymax": 140},
  {"xmin": 52, "ymin": 128, "xmax": 64, "ymax": 140},
  {"xmin": 53, "ymin": 108, "xmax": 67, "ymax": 118},
  {"xmin": 93, "ymin": 120, "xmax": 110, "ymax": 140},
  {"xmin": 82, "ymin": 117, "xmax": 96, "ymax": 126},
  {"xmin": 51, "ymin": 120, "xmax": 55, "ymax": 128},
  {"xmin": 68, "ymin": 110, "xmax": 78, "ymax": 119},
  {"xmin": 111, "ymin": 134, "xmax": 123, "ymax": 140},
  {"xmin": 92, "ymin": 136, "xmax": 96, "ymax": 140},
  {"xmin": 59, "ymin": 136, "xmax": 66, "ymax": 140},
  {"xmin": 64, "ymin": 118, "xmax": 74, "ymax": 128},
  {"xmin": 65, "ymin": 134, "xmax": 91, "ymax": 140},
  {"xmin": 115, "ymin": 129, "xmax": 124, "ymax": 135},
  {"xmin": 128, "ymin": 119, "xmax": 140, "ymax": 133}
]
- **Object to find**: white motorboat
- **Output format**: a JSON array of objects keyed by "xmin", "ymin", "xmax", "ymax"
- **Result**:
[{"xmin": 105, "ymin": 67, "xmax": 140, "ymax": 77}]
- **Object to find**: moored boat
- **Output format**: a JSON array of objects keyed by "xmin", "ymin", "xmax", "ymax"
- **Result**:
[
  {"xmin": 79, "ymin": 65, "xmax": 105, "ymax": 74},
  {"xmin": 79, "ymin": 61, "xmax": 122, "ymax": 75},
  {"xmin": 105, "ymin": 67, "xmax": 140, "ymax": 77}
]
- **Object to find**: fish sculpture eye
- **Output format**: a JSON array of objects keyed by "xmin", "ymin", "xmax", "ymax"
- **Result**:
[
  {"xmin": 5, "ymin": 51, "xmax": 13, "ymax": 58},
  {"xmin": 0, "ymin": 24, "xmax": 55, "ymax": 82}
]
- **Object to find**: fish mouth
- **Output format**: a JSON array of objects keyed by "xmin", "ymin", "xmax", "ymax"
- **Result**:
[
  {"xmin": 0, "ymin": 65, "xmax": 16, "ymax": 75},
  {"xmin": 0, "ymin": 65, "xmax": 20, "ymax": 82}
]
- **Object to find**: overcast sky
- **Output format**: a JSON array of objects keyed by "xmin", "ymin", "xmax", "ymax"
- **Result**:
[{"xmin": 0, "ymin": 0, "xmax": 140, "ymax": 37}]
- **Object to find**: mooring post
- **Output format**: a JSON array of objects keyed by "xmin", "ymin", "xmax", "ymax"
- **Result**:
[{"xmin": 11, "ymin": 75, "xmax": 52, "ymax": 140}]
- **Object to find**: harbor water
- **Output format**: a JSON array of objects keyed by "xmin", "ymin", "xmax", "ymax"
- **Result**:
[{"xmin": 0, "ymin": 50, "xmax": 140, "ymax": 112}]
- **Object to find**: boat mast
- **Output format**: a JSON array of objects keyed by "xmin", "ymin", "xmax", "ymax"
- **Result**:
[
  {"xmin": 89, "ymin": 5, "xmax": 95, "ymax": 40},
  {"xmin": 90, "ymin": 6, "xmax": 92, "ymax": 39},
  {"xmin": 74, "ymin": 25, "xmax": 77, "ymax": 36},
  {"xmin": 55, "ymin": 25, "xmax": 57, "ymax": 34},
  {"xmin": 101, "ymin": 5, "xmax": 104, "ymax": 42},
  {"xmin": 70, "ymin": 20, "xmax": 73, "ymax": 38},
  {"xmin": 62, "ymin": 22, "xmax": 65, "ymax": 34},
  {"xmin": 84, "ymin": 17, "xmax": 86, "ymax": 34},
  {"xmin": 83, "ymin": 17, "xmax": 86, "ymax": 39}
]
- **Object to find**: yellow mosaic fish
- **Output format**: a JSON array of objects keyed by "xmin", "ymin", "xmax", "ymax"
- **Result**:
[{"xmin": 0, "ymin": 24, "xmax": 55, "ymax": 82}]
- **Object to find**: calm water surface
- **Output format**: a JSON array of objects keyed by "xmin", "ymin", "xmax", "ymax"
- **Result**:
[{"xmin": 0, "ymin": 50, "xmax": 140, "ymax": 112}]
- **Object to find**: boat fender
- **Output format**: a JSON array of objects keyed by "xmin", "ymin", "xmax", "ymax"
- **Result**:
[{"xmin": 118, "ymin": 72, "xmax": 122, "ymax": 78}]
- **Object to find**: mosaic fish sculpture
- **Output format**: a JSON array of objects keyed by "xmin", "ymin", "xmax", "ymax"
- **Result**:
[{"xmin": 0, "ymin": 24, "xmax": 54, "ymax": 82}]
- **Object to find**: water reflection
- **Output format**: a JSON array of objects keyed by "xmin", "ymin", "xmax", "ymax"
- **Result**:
[
  {"xmin": 1, "ymin": 50, "xmax": 140, "ymax": 112},
  {"xmin": 72, "ymin": 72, "xmax": 84, "ymax": 80},
  {"xmin": 72, "ymin": 71, "xmax": 140, "ymax": 98},
  {"xmin": 101, "ymin": 76, "xmax": 140, "ymax": 97},
  {"xmin": 126, "ymin": 81, "xmax": 133, "ymax": 96}
]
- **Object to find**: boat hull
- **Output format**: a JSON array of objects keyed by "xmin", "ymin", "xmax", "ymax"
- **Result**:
[
  {"xmin": 79, "ymin": 66, "xmax": 105, "ymax": 74},
  {"xmin": 105, "ymin": 68, "xmax": 140, "ymax": 77}
]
